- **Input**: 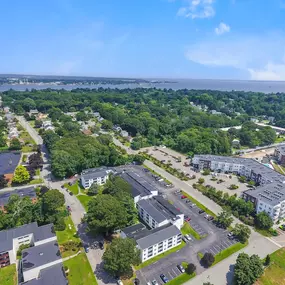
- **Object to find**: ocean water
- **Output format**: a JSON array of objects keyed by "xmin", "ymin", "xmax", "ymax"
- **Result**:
[{"xmin": 0, "ymin": 78, "xmax": 285, "ymax": 93}]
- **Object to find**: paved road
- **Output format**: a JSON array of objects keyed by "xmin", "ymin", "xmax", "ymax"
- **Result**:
[{"xmin": 17, "ymin": 117, "xmax": 116, "ymax": 285}]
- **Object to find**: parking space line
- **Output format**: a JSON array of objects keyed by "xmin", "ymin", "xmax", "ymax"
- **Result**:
[
  {"xmin": 168, "ymin": 271, "xmax": 174, "ymax": 280},
  {"xmin": 172, "ymin": 268, "xmax": 179, "ymax": 277},
  {"xmin": 210, "ymin": 248, "xmax": 216, "ymax": 255}
]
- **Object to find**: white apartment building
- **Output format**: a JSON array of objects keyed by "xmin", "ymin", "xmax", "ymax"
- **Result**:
[
  {"xmin": 0, "ymin": 222, "xmax": 56, "ymax": 268},
  {"xmin": 193, "ymin": 155, "xmax": 285, "ymax": 223},
  {"xmin": 121, "ymin": 223, "xmax": 182, "ymax": 262},
  {"xmin": 137, "ymin": 196, "xmax": 184, "ymax": 230},
  {"xmin": 80, "ymin": 168, "xmax": 112, "ymax": 189}
]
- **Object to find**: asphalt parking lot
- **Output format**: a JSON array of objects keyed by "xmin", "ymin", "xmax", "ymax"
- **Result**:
[
  {"xmin": 143, "ymin": 146, "xmax": 249, "ymax": 196},
  {"xmin": 128, "ymin": 166, "xmax": 237, "ymax": 285}
]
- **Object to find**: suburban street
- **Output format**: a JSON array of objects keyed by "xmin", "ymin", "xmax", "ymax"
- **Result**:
[{"xmin": 16, "ymin": 116, "xmax": 116, "ymax": 285}]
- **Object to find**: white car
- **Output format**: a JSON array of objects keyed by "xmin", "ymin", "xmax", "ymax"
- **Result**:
[
  {"xmin": 185, "ymin": 234, "xmax": 192, "ymax": 241},
  {"xmin": 117, "ymin": 280, "xmax": 123, "ymax": 285}
]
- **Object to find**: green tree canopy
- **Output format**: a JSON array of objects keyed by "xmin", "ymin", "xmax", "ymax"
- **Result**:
[
  {"xmin": 12, "ymin": 165, "xmax": 30, "ymax": 184},
  {"xmin": 255, "ymin": 211, "xmax": 273, "ymax": 230},
  {"xmin": 232, "ymin": 224, "xmax": 251, "ymax": 243},
  {"xmin": 103, "ymin": 237, "xmax": 140, "ymax": 277}
]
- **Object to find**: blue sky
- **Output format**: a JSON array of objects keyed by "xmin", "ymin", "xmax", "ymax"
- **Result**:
[{"xmin": 1, "ymin": 0, "xmax": 285, "ymax": 80}]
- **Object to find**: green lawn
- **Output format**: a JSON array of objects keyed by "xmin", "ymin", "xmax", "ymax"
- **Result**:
[
  {"xmin": 254, "ymin": 227, "xmax": 274, "ymax": 237},
  {"xmin": 167, "ymin": 272, "xmax": 195, "ymax": 285},
  {"xmin": 28, "ymin": 178, "xmax": 44, "ymax": 185},
  {"xmin": 56, "ymin": 215, "xmax": 80, "ymax": 244},
  {"xmin": 65, "ymin": 181, "xmax": 80, "ymax": 195},
  {"xmin": 0, "ymin": 264, "xmax": 17, "ymax": 285},
  {"xmin": 181, "ymin": 222, "xmax": 201, "ymax": 240},
  {"xmin": 77, "ymin": 194, "xmax": 93, "ymax": 210},
  {"xmin": 212, "ymin": 241, "xmax": 248, "ymax": 266},
  {"xmin": 64, "ymin": 253, "xmax": 98, "ymax": 285},
  {"xmin": 181, "ymin": 190, "xmax": 216, "ymax": 217},
  {"xmin": 256, "ymin": 248, "xmax": 285, "ymax": 285},
  {"xmin": 135, "ymin": 241, "xmax": 186, "ymax": 270}
]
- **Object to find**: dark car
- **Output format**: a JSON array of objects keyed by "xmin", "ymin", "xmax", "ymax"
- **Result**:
[
  {"xmin": 84, "ymin": 245, "xmax": 90, "ymax": 253},
  {"xmin": 184, "ymin": 216, "xmax": 191, "ymax": 222},
  {"xmin": 199, "ymin": 210, "xmax": 205, "ymax": 214},
  {"xmin": 160, "ymin": 274, "xmax": 169, "ymax": 283},
  {"xmin": 61, "ymin": 185, "xmax": 65, "ymax": 189},
  {"xmin": 133, "ymin": 278, "xmax": 140, "ymax": 285},
  {"xmin": 66, "ymin": 205, "xmax": 71, "ymax": 212},
  {"xmin": 69, "ymin": 192, "xmax": 74, "ymax": 196},
  {"xmin": 99, "ymin": 241, "xmax": 104, "ymax": 250}
]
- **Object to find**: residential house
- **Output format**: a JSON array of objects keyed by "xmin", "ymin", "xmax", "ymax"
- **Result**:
[
  {"xmin": 0, "ymin": 152, "xmax": 21, "ymax": 183},
  {"xmin": 232, "ymin": 139, "xmax": 240, "ymax": 148},
  {"xmin": 0, "ymin": 187, "xmax": 37, "ymax": 211},
  {"xmin": 120, "ymin": 130, "xmax": 129, "ymax": 138}
]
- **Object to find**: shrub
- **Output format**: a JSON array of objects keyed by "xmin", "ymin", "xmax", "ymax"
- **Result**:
[
  {"xmin": 186, "ymin": 263, "xmax": 196, "ymax": 274},
  {"xmin": 201, "ymin": 252, "xmax": 215, "ymax": 268}
]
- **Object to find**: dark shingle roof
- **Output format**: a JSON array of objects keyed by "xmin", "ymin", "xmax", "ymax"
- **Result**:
[
  {"xmin": 0, "ymin": 152, "xmax": 21, "ymax": 175},
  {"xmin": 0, "ymin": 187, "xmax": 36, "ymax": 206},
  {"xmin": 20, "ymin": 263, "xmax": 68, "ymax": 285},
  {"xmin": 136, "ymin": 224, "xmax": 181, "ymax": 249},
  {"xmin": 22, "ymin": 241, "xmax": 62, "ymax": 272},
  {"xmin": 81, "ymin": 167, "xmax": 108, "ymax": 181},
  {"xmin": 0, "ymin": 222, "xmax": 56, "ymax": 253}
]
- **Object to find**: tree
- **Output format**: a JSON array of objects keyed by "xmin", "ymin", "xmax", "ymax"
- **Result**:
[
  {"xmin": 255, "ymin": 211, "xmax": 273, "ymax": 230},
  {"xmin": 186, "ymin": 263, "xmax": 196, "ymax": 274},
  {"xmin": 12, "ymin": 165, "xmax": 30, "ymax": 184},
  {"xmin": 132, "ymin": 154, "xmax": 145, "ymax": 165},
  {"xmin": 0, "ymin": 136, "xmax": 6, "ymax": 147},
  {"xmin": 232, "ymin": 224, "xmax": 251, "ymax": 243},
  {"xmin": 234, "ymin": 253, "xmax": 263, "ymax": 285},
  {"xmin": 87, "ymin": 194, "xmax": 128, "ymax": 235},
  {"xmin": 201, "ymin": 252, "xmax": 215, "ymax": 268},
  {"xmin": 101, "ymin": 120, "xmax": 113, "ymax": 130},
  {"xmin": 42, "ymin": 189, "xmax": 65, "ymax": 213},
  {"xmin": 34, "ymin": 120, "xmax": 43, "ymax": 128},
  {"xmin": 198, "ymin": 178, "xmax": 205, "ymax": 184},
  {"xmin": 103, "ymin": 238, "xmax": 140, "ymax": 277},
  {"xmin": 88, "ymin": 183, "xmax": 99, "ymax": 196},
  {"xmin": 9, "ymin": 138, "xmax": 21, "ymax": 150},
  {"xmin": 39, "ymin": 185, "xmax": 49, "ymax": 196},
  {"xmin": 0, "ymin": 175, "xmax": 8, "ymax": 188},
  {"xmin": 265, "ymin": 254, "xmax": 271, "ymax": 266},
  {"xmin": 215, "ymin": 211, "xmax": 233, "ymax": 229},
  {"xmin": 202, "ymin": 169, "xmax": 211, "ymax": 175}
]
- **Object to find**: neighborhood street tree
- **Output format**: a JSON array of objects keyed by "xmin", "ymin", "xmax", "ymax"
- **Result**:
[
  {"xmin": 87, "ymin": 194, "xmax": 128, "ymax": 234},
  {"xmin": 234, "ymin": 253, "xmax": 263, "ymax": 285},
  {"xmin": 232, "ymin": 224, "xmax": 251, "ymax": 243},
  {"xmin": 215, "ymin": 210, "xmax": 233, "ymax": 229},
  {"xmin": 255, "ymin": 211, "xmax": 273, "ymax": 230},
  {"xmin": 103, "ymin": 237, "xmax": 140, "ymax": 277},
  {"xmin": 12, "ymin": 165, "xmax": 30, "ymax": 184}
]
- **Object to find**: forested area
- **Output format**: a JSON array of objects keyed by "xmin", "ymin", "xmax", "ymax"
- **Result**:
[
  {"xmin": 2, "ymin": 87, "xmax": 282, "ymax": 156},
  {"xmin": 0, "ymin": 187, "xmax": 67, "ymax": 231}
]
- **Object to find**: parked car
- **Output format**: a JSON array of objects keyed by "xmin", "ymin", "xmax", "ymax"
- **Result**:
[
  {"xmin": 61, "ymin": 185, "xmax": 65, "ymax": 189},
  {"xmin": 204, "ymin": 214, "xmax": 209, "ymax": 219},
  {"xmin": 184, "ymin": 216, "xmax": 191, "ymax": 222},
  {"xmin": 177, "ymin": 264, "xmax": 185, "ymax": 273},
  {"xmin": 133, "ymin": 278, "xmax": 140, "ymax": 285},
  {"xmin": 181, "ymin": 195, "xmax": 187, "ymax": 199},
  {"xmin": 185, "ymin": 199, "xmax": 191, "ymax": 203},
  {"xmin": 84, "ymin": 245, "xmax": 90, "ymax": 253},
  {"xmin": 66, "ymin": 205, "xmax": 71, "ymax": 212},
  {"xmin": 227, "ymin": 232, "xmax": 234, "ymax": 239},
  {"xmin": 185, "ymin": 234, "xmax": 192, "ymax": 241},
  {"xmin": 69, "ymin": 192, "xmax": 74, "ymax": 196},
  {"xmin": 189, "ymin": 203, "xmax": 196, "ymax": 208},
  {"xmin": 160, "ymin": 274, "xmax": 169, "ymax": 283},
  {"xmin": 182, "ymin": 236, "xmax": 188, "ymax": 243},
  {"xmin": 152, "ymin": 280, "xmax": 158, "ymax": 285},
  {"xmin": 198, "ymin": 210, "xmax": 205, "ymax": 214},
  {"xmin": 99, "ymin": 241, "xmax": 104, "ymax": 250},
  {"xmin": 280, "ymin": 224, "xmax": 285, "ymax": 231},
  {"xmin": 117, "ymin": 280, "xmax": 123, "ymax": 285}
]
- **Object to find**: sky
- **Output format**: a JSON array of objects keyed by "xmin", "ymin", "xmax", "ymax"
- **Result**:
[{"xmin": 1, "ymin": 0, "xmax": 285, "ymax": 80}]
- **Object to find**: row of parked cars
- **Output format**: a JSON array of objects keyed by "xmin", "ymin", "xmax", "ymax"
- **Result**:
[{"xmin": 147, "ymin": 264, "xmax": 186, "ymax": 285}]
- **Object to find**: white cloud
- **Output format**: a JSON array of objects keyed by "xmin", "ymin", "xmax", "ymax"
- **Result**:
[
  {"xmin": 215, "ymin": 22, "xmax": 230, "ymax": 35},
  {"xmin": 177, "ymin": 0, "xmax": 215, "ymax": 19},
  {"xmin": 185, "ymin": 33, "xmax": 285, "ymax": 80}
]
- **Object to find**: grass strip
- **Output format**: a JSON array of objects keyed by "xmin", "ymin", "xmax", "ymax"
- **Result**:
[
  {"xmin": 181, "ymin": 190, "xmax": 216, "ymax": 217},
  {"xmin": 181, "ymin": 222, "xmax": 201, "ymax": 240},
  {"xmin": 212, "ymin": 241, "xmax": 248, "ymax": 266}
]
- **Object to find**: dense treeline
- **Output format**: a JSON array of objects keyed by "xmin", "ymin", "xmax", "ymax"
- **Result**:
[
  {"xmin": 2, "ymin": 88, "xmax": 282, "ymax": 155},
  {"xmin": 43, "ymin": 130, "xmax": 134, "ymax": 178}
]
